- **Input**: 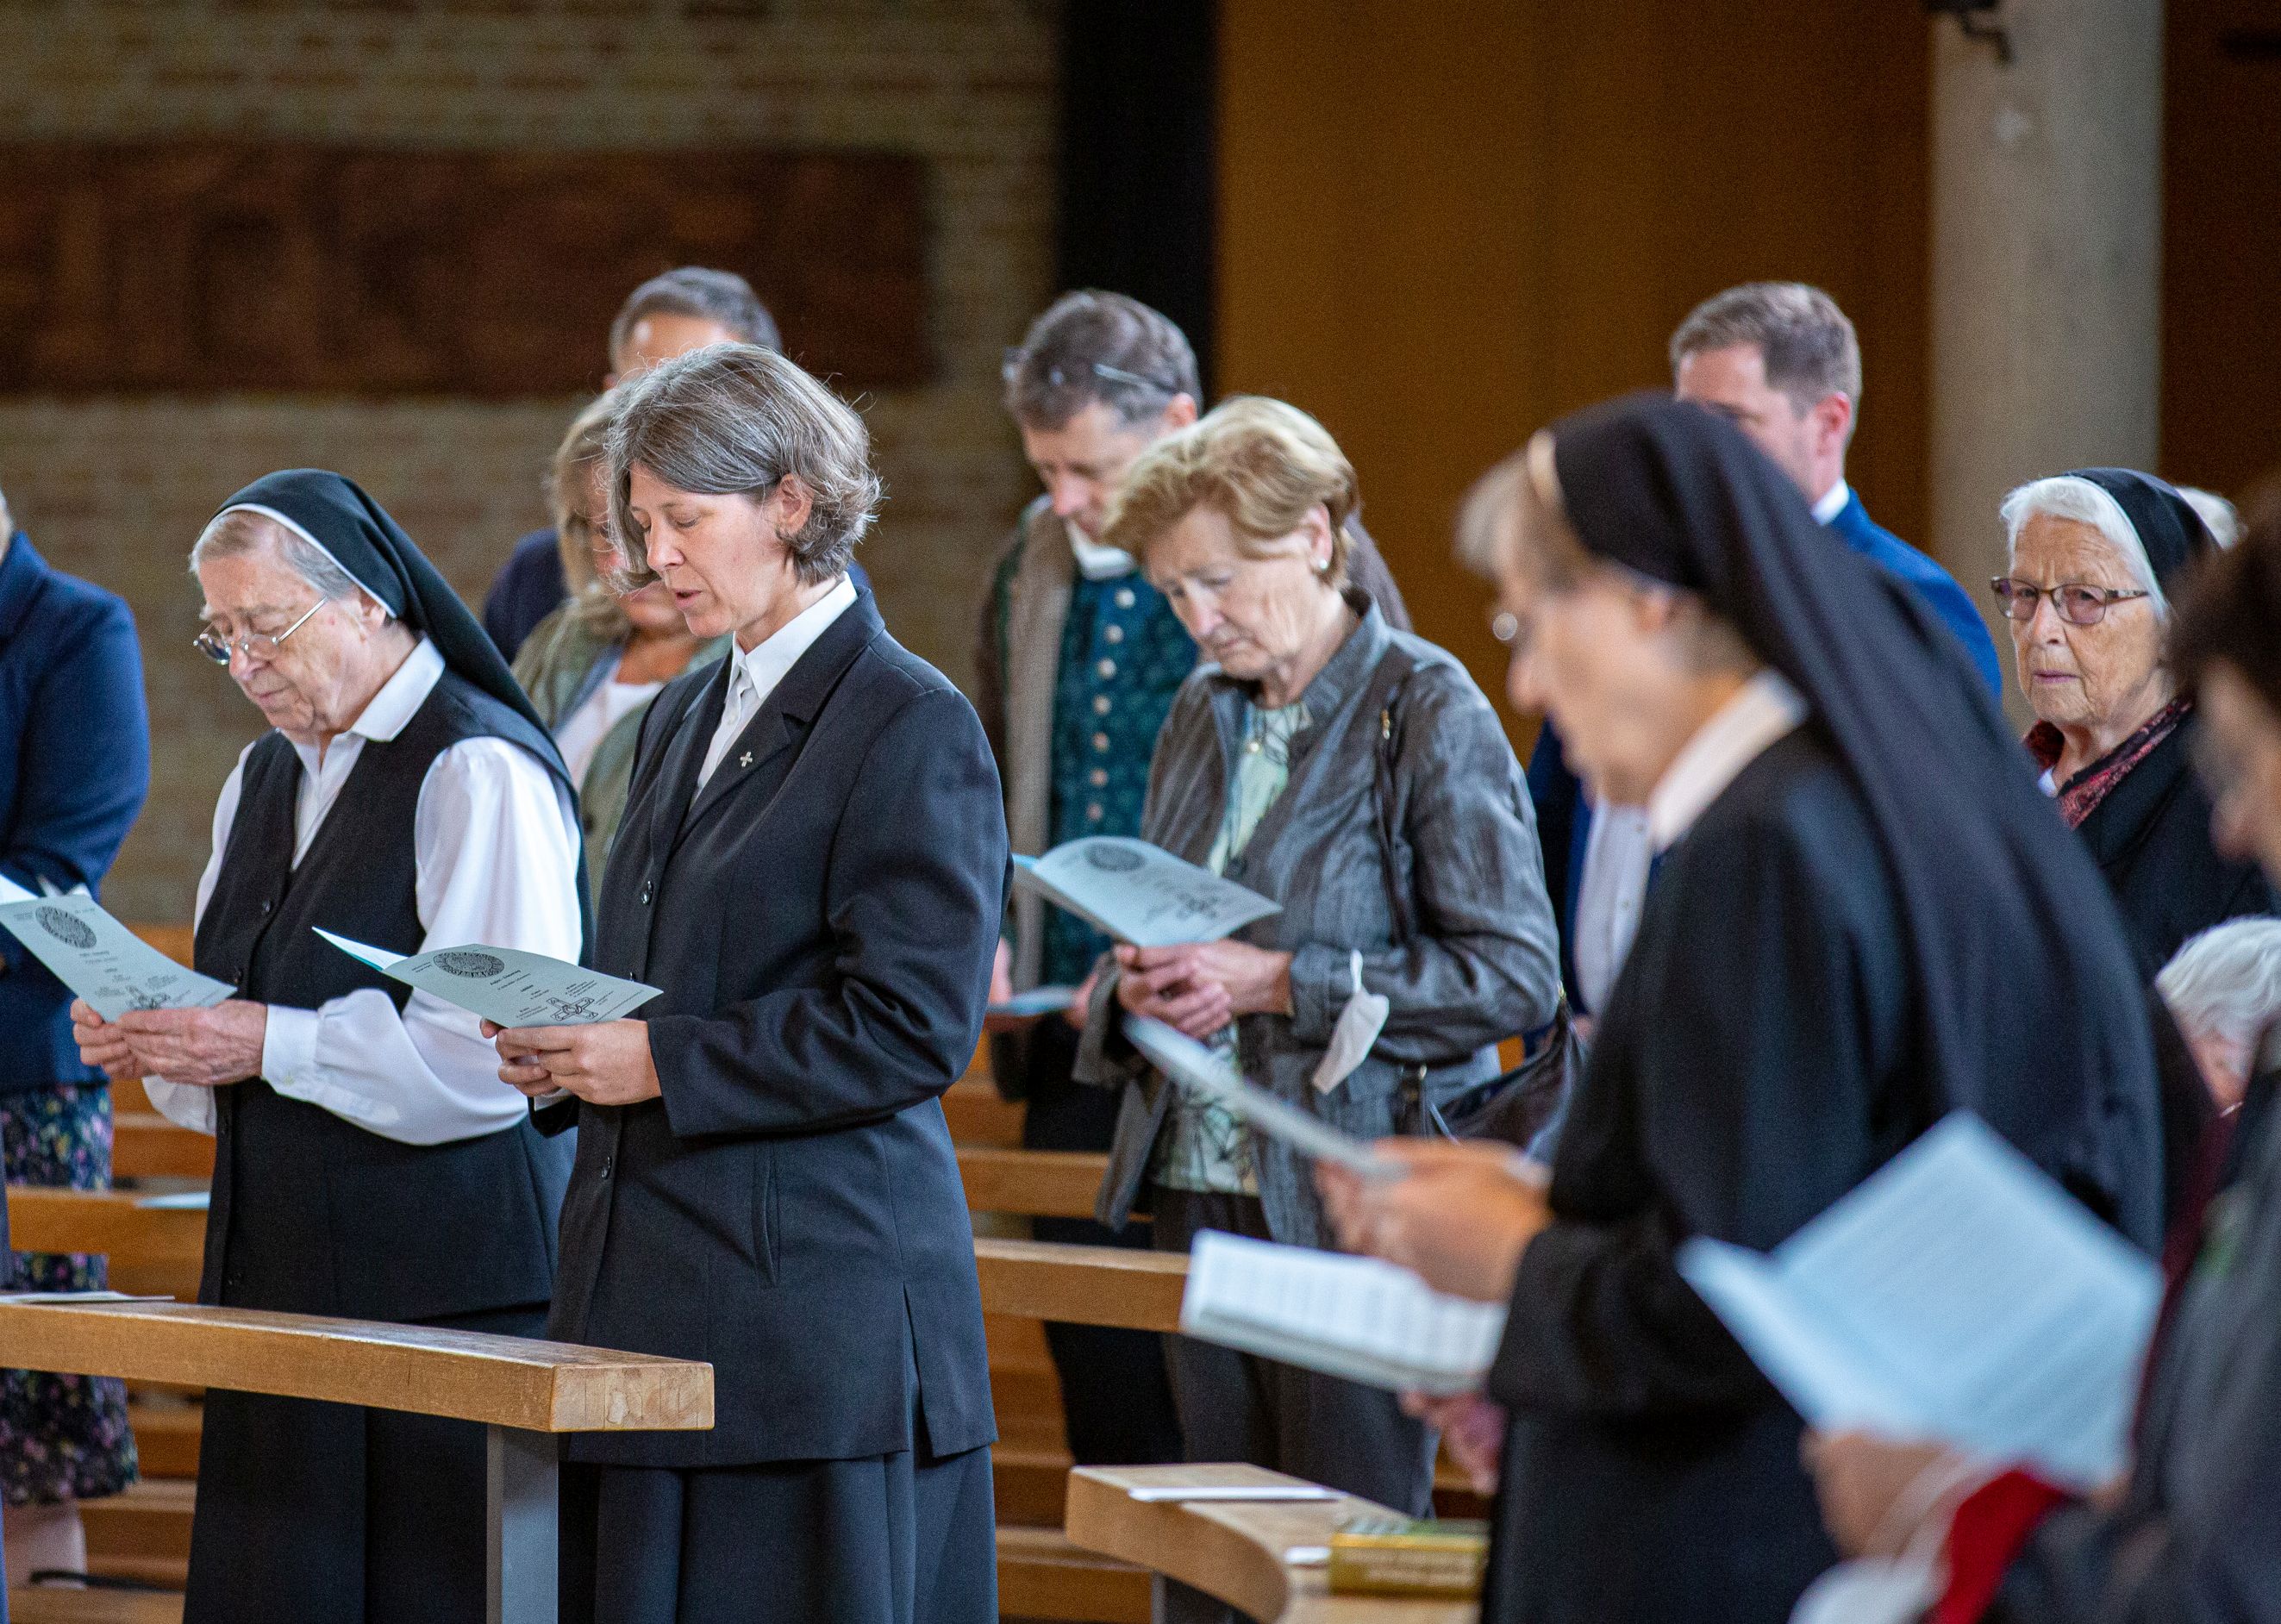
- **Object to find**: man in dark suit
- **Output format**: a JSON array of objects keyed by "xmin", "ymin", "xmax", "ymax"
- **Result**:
[
  {"xmin": 0, "ymin": 483, "xmax": 149, "ymax": 1581},
  {"xmin": 1531, "ymin": 283, "xmax": 2003, "ymax": 1016}
]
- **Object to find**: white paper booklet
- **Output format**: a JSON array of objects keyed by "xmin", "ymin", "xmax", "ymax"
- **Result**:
[
  {"xmin": 1677, "ymin": 1112, "xmax": 2163, "ymax": 1490},
  {"xmin": 316, "ymin": 930, "xmax": 661, "ymax": 1029},
  {"xmin": 1123, "ymin": 1015, "xmax": 1398, "ymax": 1180},
  {"xmin": 0, "ymin": 893, "xmax": 234, "ymax": 1021},
  {"xmin": 1011, "ymin": 837, "xmax": 1278, "ymax": 947},
  {"xmin": 1182, "ymin": 1230, "xmax": 1507, "ymax": 1396}
]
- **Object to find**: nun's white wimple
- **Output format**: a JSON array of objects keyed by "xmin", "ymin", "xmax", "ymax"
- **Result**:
[{"xmin": 214, "ymin": 503, "xmax": 391, "ymax": 609}]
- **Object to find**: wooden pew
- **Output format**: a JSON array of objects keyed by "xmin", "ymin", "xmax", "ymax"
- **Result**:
[
  {"xmin": 1066, "ymin": 1465, "xmax": 1478, "ymax": 1624},
  {"xmin": 0, "ymin": 1299, "xmax": 709, "ymax": 1624},
  {"xmin": 6, "ymin": 1185, "xmax": 1173, "ymax": 1624}
]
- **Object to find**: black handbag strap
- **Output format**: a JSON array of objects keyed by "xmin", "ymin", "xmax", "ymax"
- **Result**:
[{"xmin": 1370, "ymin": 659, "xmax": 1422, "ymax": 946}]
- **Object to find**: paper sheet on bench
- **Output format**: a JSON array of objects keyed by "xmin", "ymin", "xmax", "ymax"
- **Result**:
[
  {"xmin": 0, "ymin": 893, "xmax": 234, "ymax": 1021},
  {"xmin": 316, "ymin": 929, "xmax": 661, "ymax": 1028},
  {"xmin": 1677, "ymin": 1112, "xmax": 2161, "ymax": 1490},
  {"xmin": 1182, "ymin": 1230, "xmax": 1506, "ymax": 1396},
  {"xmin": 1124, "ymin": 1015, "xmax": 1397, "ymax": 1180},
  {"xmin": 1012, "ymin": 838, "xmax": 1278, "ymax": 946}
]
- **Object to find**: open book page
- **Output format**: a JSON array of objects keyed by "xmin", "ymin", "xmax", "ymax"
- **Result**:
[
  {"xmin": 1182, "ymin": 1230, "xmax": 1508, "ymax": 1396},
  {"xmin": 1012, "ymin": 837, "xmax": 1279, "ymax": 946},
  {"xmin": 0, "ymin": 895, "xmax": 234, "ymax": 1021},
  {"xmin": 1678, "ymin": 1113, "xmax": 2161, "ymax": 1489},
  {"xmin": 1124, "ymin": 1015, "xmax": 1399, "ymax": 1180},
  {"xmin": 316, "ymin": 929, "xmax": 661, "ymax": 1028}
]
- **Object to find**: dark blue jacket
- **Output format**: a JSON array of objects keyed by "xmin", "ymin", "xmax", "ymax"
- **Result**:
[
  {"xmin": 1528, "ymin": 492, "xmax": 2000, "ymax": 1010},
  {"xmin": 1824, "ymin": 489, "xmax": 2003, "ymax": 694},
  {"xmin": 0, "ymin": 534, "xmax": 151, "ymax": 1090}
]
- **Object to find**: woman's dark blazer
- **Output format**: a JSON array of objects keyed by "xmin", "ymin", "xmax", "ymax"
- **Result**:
[{"xmin": 541, "ymin": 588, "xmax": 1010, "ymax": 1471}]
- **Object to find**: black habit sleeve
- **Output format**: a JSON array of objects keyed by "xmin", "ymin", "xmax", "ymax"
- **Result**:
[
  {"xmin": 1487, "ymin": 748, "xmax": 1912, "ymax": 1419},
  {"xmin": 642, "ymin": 684, "xmax": 1006, "ymax": 1138}
]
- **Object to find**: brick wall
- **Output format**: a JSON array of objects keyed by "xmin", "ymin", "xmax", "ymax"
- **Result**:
[{"xmin": 0, "ymin": 0, "xmax": 1057, "ymax": 920}]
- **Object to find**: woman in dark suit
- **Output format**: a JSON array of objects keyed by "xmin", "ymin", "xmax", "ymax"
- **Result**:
[{"xmin": 491, "ymin": 344, "xmax": 1009, "ymax": 1624}]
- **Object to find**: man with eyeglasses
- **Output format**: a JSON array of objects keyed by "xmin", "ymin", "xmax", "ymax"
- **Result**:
[
  {"xmin": 972, "ymin": 290, "xmax": 1408, "ymax": 1472},
  {"xmin": 0, "ymin": 477, "xmax": 150, "ymax": 1581},
  {"xmin": 1529, "ymin": 282, "xmax": 2003, "ymax": 1024}
]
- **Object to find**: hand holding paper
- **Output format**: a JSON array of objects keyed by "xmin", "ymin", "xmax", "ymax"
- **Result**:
[
  {"xmin": 1316, "ymin": 1138, "xmax": 1551, "ymax": 1305},
  {"xmin": 1123, "ymin": 1014, "xmax": 1397, "ymax": 1181},
  {"xmin": 0, "ymin": 894, "xmax": 234, "ymax": 1021},
  {"xmin": 1013, "ymin": 838, "xmax": 1279, "ymax": 947},
  {"xmin": 316, "ymin": 929, "xmax": 659, "ymax": 1029}
]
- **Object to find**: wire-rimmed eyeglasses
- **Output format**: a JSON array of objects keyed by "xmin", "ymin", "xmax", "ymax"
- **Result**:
[
  {"xmin": 1990, "ymin": 578, "xmax": 2151, "ymax": 627},
  {"xmin": 193, "ymin": 598, "xmax": 328, "ymax": 665}
]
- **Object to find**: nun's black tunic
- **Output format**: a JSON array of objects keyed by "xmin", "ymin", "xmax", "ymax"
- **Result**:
[
  {"xmin": 178, "ymin": 470, "xmax": 584, "ymax": 1624},
  {"xmin": 2071, "ymin": 717, "xmax": 2278, "ymax": 974}
]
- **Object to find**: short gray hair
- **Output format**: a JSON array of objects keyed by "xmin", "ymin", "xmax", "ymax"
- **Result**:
[
  {"xmin": 2158, "ymin": 918, "xmax": 2281, "ymax": 1073},
  {"xmin": 1671, "ymin": 282, "xmax": 1863, "ymax": 416},
  {"xmin": 1997, "ymin": 475, "xmax": 2168, "ymax": 615},
  {"xmin": 609, "ymin": 267, "xmax": 780, "ymax": 365},
  {"xmin": 607, "ymin": 343, "xmax": 880, "ymax": 588},
  {"xmin": 188, "ymin": 507, "xmax": 373, "ymax": 606},
  {"xmin": 1003, "ymin": 290, "xmax": 1201, "ymax": 430}
]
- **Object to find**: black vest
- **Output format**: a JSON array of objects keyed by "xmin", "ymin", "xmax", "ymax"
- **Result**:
[{"xmin": 193, "ymin": 671, "xmax": 574, "ymax": 1322}]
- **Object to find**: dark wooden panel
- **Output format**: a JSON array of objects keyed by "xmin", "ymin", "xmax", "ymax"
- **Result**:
[
  {"xmin": 0, "ymin": 144, "xmax": 928, "ymax": 396},
  {"xmin": 2163, "ymin": 0, "xmax": 2281, "ymax": 497}
]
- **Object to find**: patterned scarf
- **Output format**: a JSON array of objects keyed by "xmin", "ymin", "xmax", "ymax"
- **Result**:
[{"xmin": 2027, "ymin": 696, "xmax": 2192, "ymax": 829}]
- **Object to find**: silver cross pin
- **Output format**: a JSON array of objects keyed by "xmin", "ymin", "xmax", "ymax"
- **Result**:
[{"xmin": 740, "ymin": 751, "xmax": 754, "ymax": 769}]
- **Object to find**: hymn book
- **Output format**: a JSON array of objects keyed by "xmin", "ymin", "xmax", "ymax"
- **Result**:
[
  {"xmin": 1180, "ymin": 1229, "xmax": 1508, "ymax": 1396},
  {"xmin": 1677, "ymin": 1112, "xmax": 2162, "ymax": 1489},
  {"xmin": 0, "ymin": 877, "xmax": 234, "ymax": 1021},
  {"xmin": 315, "ymin": 930, "xmax": 661, "ymax": 1029},
  {"xmin": 1011, "ymin": 837, "xmax": 1278, "ymax": 947}
]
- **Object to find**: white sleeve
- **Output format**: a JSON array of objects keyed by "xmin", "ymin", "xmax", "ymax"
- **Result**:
[
  {"xmin": 145, "ymin": 750, "xmax": 252, "ymax": 1137},
  {"xmin": 258, "ymin": 736, "xmax": 583, "ymax": 1146}
]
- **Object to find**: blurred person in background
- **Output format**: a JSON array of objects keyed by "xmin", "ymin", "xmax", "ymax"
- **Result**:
[
  {"xmin": 2157, "ymin": 917, "xmax": 2281, "ymax": 1112},
  {"xmin": 512, "ymin": 393, "xmax": 729, "ymax": 892},
  {"xmin": 0, "ymin": 476, "xmax": 150, "ymax": 1580},
  {"xmin": 484, "ymin": 267, "xmax": 791, "ymax": 659}
]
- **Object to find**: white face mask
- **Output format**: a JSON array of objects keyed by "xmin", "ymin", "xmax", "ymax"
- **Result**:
[
  {"xmin": 1788, "ymin": 1556, "xmax": 1940, "ymax": 1624},
  {"xmin": 1311, "ymin": 951, "xmax": 1389, "ymax": 1096}
]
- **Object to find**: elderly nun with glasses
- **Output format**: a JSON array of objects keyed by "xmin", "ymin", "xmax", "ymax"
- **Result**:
[
  {"xmin": 1993, "ymin": 469, "xmax": 2278, "ymax": 971},
  {"xmin": 71, "ymin": 471, "xmax": 584, "ymax": 1624}
]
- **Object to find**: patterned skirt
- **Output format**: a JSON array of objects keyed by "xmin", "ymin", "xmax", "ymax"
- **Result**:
[{"xmin": 1, "ymin": 1083, "xmax": 138, "ymax": 1505}]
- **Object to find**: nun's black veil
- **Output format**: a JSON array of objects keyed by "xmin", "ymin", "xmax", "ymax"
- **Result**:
[
  {"xmin": 2069, "ymin": 465, "xmax": 2215, "ymax": 593},
  {"xmin": 1546, "ymin": 394, "xmax": 2160, "ymax": 1240},
  {"xmin": 212, "ymin": 468, "xmax": 566, "ymax": 775}
]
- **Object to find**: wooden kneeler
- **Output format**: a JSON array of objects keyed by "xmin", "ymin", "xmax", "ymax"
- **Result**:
[{"xmin": 0, "ymin": 1297, "xmax": 710, "ymax": 1624}]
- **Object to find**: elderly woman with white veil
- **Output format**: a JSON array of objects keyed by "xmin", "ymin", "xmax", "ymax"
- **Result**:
[{"xmin": 73, "ymin": 470, "xmax": 584, "ymax": 1623}]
